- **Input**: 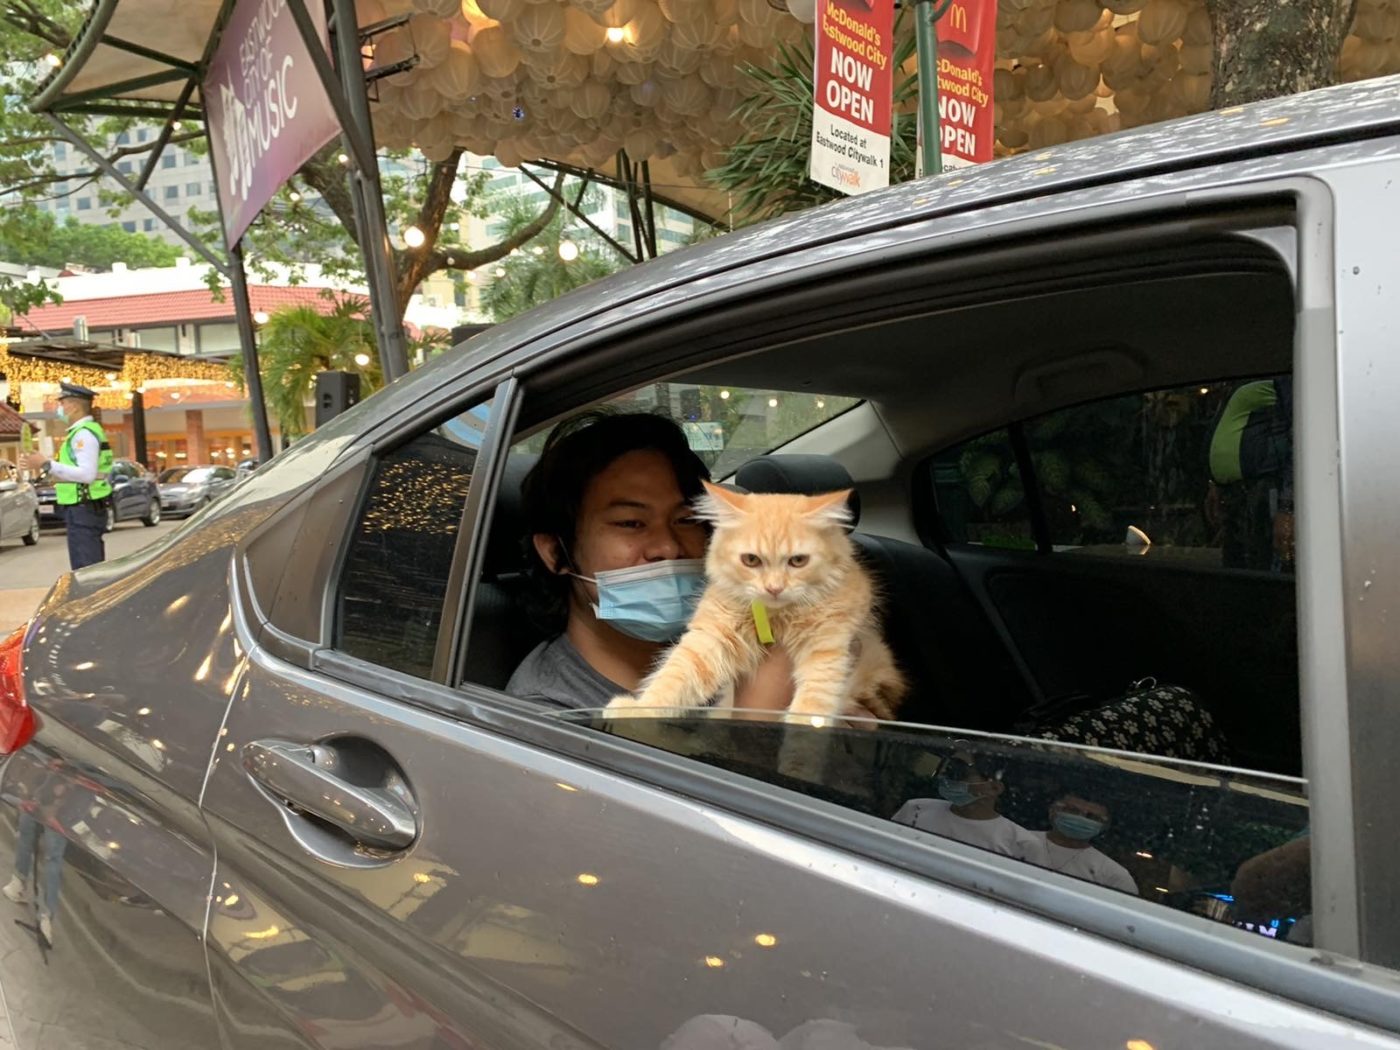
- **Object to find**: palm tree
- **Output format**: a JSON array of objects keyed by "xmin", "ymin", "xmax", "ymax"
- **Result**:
[
  {"xmin": 480, "ymin": 187, "xmax": 625, "ymax": 322},
  {"xmin": 229, "ymin": 297, "xmax": 381, "ymax": 440},
  {"xmin": 707, "ymin": 25, "xmax": 919, "ymax": 227}
]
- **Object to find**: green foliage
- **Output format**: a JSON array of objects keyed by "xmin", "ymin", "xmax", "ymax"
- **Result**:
[
  {"xmin": 226, "ymin": 298, "xmax": 380, "ymax": 440},
  {"xmin": 480, "ymin": 182, "xmax": 625, "ymax": 322},
  {"xmin": 0, "ymin": 205, "xmax": 182, "ymax": 270},
  {"xmin": 706, "ymin": 16, "xmax": 918, "ymax": 226}
]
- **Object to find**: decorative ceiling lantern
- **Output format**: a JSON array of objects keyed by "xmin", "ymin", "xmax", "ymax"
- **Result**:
[
  {"xmin": 1183, "ymin": 5, "xmax": 1212, "ymax": 44},
  {"xmin": 473, "ymin": 24, "xmax": 523, "ymax": 76},
  {"xmin": 358, "ymin": 0, "xmax": 389, "ymax": 22},
  {"xmin": 621, "ymin": 4, "xmax": 667, "ymax": 58},
  {"xmin": 512, "ymin": 2, "xmax": 566, "ymax": 52},
  {"xmin": 372, "ymin": 27, "xmax": 421, "ymax": 85},
  {"xmin": 655, "ymin": 36, "xmax": 702, "ymax": 72},
  {"xmin": 1055, "ymin": 54, "xmax": 1099, "ymax": 99},
  {"xmin": 784, "ymin": 0, "xmax": 815, "ymax": 22},
  {"xmin": 614, "ymin": 59, "xmax": 654, "ymax": 83},
  {"xmin": 461, "ymin": 0, "xmax": 497, "ymax": 24},
  {"xmin": 415, "ymin": 0, "xmax": 464, "ymax": 16},
  {"xmin": 495, "ymin": 138, "xmax": 525, "ymax": 166},
  {"xmin": 669, "ymin": 7, "xmax": 722, "ymax": 50},
  {"xmin": 564, "ymin": 6, "xmax": 608, "ymax": 52},
  {"xmin": 527, "ymin": 47, "xmax": 589, "ymax": 87},
  {"xmin": 594, "ymin": 0, "xmax": 639, "ymax": 28},
  {"xmin": 570, "ymin": 78, "xmax": 612, "ymax": 118},
  {"xmin": 661, "ymin": 72, "xmax": 710, "ymax": 115},
  {"xmin": 430, "ymin": 39, "xmax": 483, "ymax": 98},
  {"xmin": 1067, "ymin": 25, "xmax": 1114, "ymax": 65},
  {"xmin": 591, "ymin": 47, "xmax": 617, "ymax": 77},
  {"xmin": 697, "ymin": 49, "xmax": 737, "ymax": 86},
  {"xmin": 1137, "ymin": 0, "xmax": 1188, "ymax": 45},
  {"xmin": 408, "ymin": 13, "xmax": 453, "ymax": 67},
  {"xmin": 624, "ymin": 126, "xmax": 659, "ymax": 158},
  {"xmin": 402, "ymin": 79, "xmax": 448, "ymax": 118},
  {"xmin": 712, "ymin": 0, "xmax": 738, "ymax": 28},
  {"xmin": 478, "ymin": 0, "xmax": 524, "ymax": 22}
]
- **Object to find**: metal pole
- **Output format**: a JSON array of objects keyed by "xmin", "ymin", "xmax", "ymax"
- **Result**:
[
  {"xmin": 131, "ymin": 390, "xmax": 148, "ymax": 470},
  {"xmin": 912, "ymin": 0, "xmax": 952, "ymax": 178},
  {"xmin": 323, "ymin": 0, "xmax": 410, "ymax": 382},
  {"xmin": 228, "ymin": 244, "xmax": 276, "ymax": 463}
]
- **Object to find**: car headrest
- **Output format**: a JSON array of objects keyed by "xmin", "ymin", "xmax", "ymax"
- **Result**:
[
  {"xmin": 733, "ymin": 454, "xmax": 861, "ymax": 528},
  {"xmin": 483, "ymin": 452, "xmax": 539, "ymax": 579}
]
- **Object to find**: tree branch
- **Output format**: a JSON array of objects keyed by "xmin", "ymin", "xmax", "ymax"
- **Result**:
[
  {"xmin": 409, "ymin": 171, "xmax": 567, "ymax": 300},
  {"xmin": 395, "ymin": 149, "xmax": 464, "ymax": 313}
]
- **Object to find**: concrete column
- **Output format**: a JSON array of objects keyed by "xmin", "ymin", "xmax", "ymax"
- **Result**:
[{"xmin": 186, "ymin": 409, "xmax": 207, "ymax": 464}]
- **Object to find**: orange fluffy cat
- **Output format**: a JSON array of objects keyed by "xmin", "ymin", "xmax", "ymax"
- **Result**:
[{"xmin": 605, "ymin": 482, "xmax": 907, "ymax": 721}]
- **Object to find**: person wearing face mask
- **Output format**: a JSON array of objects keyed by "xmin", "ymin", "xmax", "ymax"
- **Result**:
[
  {"xmin": 507, "ymin": 410, "xmax": 792, "ymax": 711},
  {"xmin": 1021, "ymin": 793, "xmax": 1139, "ymax": 895},
  {"xmin": 889, "ymin": 751, "xmax": 1038, "ymax": 858},
  {"xmin": 22, "ymin": 381, "xmax": 113, "ymax": 570}
]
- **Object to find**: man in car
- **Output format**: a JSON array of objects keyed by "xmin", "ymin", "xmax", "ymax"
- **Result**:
[
  {"xmin": 1021, "ymin": 792, "xmax": 1139, "ymax": 895},
  {"xmin": 508, "ymin": 411, "xmax": 791, "ymax": 710},
  {"xmin": 890, "ymin": 749, "xmax": 1038, "ymax": 859},
  {"xmin": 22, "ymin": 381, "xmax": 113, "ymax": 570}
]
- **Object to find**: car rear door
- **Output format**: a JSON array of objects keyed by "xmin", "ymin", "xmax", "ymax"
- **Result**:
[{"xmin": 0, "ymin": 465, "xmax": 17, "ymax": 539}]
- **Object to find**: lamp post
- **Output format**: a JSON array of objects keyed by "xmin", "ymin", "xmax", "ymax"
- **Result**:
[{"xmin": 912, "ymin": 0, "xmax": 954, "ymax": 177}]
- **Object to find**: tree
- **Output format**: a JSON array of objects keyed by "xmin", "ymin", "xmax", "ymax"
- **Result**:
[
  {"xmin": 0, "ymin": 0, "xmax": 570, "ymax": 332},
  {"xmin": 0, "ymin": 205, "xmax": 182, "ymax": 270},
  {"xmin": 480, "ymin": 183, "xmax": 626, "ymax": 322},
  {"xmin": 226, "ymin": 298, "xmax": 380, "ymax": 440},
  {"xmin": 1206, "ymin": 0, "xmax": 1359, "ymax": 107}
]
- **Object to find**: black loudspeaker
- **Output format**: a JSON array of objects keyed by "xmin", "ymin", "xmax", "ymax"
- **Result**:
[{"xmin": 315, "ymin": 370, "xmax": 361, "ymax": 427}]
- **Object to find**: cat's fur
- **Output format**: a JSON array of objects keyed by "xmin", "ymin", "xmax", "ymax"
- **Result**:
[{"xmin": 604, "ymin": 482, "xmax": 907, "ymax": 721}]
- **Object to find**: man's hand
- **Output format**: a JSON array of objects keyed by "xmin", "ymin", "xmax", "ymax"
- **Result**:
[{"xmin": 21, "ymin": 452, "xmax": 48, "ymax": 474}]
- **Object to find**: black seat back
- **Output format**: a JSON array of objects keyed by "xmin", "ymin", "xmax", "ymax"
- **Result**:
[{"xmin": 462, "ymin": 453, "xmax": 543, "ymax": 689}]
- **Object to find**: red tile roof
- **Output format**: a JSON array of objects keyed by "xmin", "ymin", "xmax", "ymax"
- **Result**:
[
  {"xmin": 15, "ymin": 286, "xmax": 363, "ymax": 334},
  {"xmin": 0, "ymin": 403, "xmax": 33, "ymax": 439}
]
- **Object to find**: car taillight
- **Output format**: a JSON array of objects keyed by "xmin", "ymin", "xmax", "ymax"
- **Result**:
[{"xmin": 0, "ymin": 626, "xmax": 36, "ymax": 754}]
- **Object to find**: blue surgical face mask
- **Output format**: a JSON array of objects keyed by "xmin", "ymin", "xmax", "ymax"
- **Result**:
[
  {"xmin": 1052, "ymin": 812, "xmax": 1105, "ymax": 841},
  {"xmin": 573, "ymin": 558, "xmax": 707, "ymax": 643},
  {"xmin": 937, "ymin": 776, "xmax": 988, "ymax": 808}
]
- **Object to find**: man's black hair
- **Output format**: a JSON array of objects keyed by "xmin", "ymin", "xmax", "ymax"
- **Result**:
[{"xmin": 520, "ymin": 409, "xmax": 710, "ymax": 633}]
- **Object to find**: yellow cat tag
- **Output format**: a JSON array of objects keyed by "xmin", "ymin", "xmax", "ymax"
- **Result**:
[{"xmin": 751, "ymin": 600, "xmax": 775, "ymax": 645}]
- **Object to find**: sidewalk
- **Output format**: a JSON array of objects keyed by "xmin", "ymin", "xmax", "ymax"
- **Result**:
[{"xmin": 0, "ymin": 590, "xmax": 47, "ymax": 638}]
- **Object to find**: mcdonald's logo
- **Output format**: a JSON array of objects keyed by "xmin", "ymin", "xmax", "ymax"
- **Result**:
[{"xmin": 947, "ymin": 2, "xmax": 968, "ymax": 31}]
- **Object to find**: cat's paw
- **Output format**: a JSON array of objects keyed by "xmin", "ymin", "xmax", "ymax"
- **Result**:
[{"xmin": 603, "ymin": 693, "xmax": 686, "ymax": 719}]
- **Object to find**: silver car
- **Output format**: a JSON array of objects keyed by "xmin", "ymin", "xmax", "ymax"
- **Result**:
[
  {"xmin": 157, "ymin": 464, "xmax": 240, "ymax": 517},
  {"xmin": 0, "ymin": 462, "xmax": 40, "ymax": 549},
  {"xmin": 2, "ymin": 78, "xmax": 1400, "ymax": 1049}
]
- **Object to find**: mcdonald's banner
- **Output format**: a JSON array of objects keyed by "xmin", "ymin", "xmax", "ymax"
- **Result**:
[
  {"xmin": 937, "ymin": 0, "xmax": 997, "ymax": 169},
  {"xmin": 809, "ymin": 0, "xmax": 896, "ymax": 195}
]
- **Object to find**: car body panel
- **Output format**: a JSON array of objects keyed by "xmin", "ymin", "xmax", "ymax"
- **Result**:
[{"xmin": 0, "ymin": 466, "xmax": 39, "ymax": 545}]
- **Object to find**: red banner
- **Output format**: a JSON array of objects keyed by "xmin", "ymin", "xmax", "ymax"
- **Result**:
[
  {"xmin": 936, "ymin": 0, "xmax": 996, "ymax": 169},
  {"xmin": 810, "ymin": 0, "xmax": 896, "ymax": 195}
]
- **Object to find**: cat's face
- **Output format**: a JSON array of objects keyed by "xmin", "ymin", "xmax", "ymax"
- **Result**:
[{"xmin": 696, "ymin": 481, "xmax": 855, "ymax": 608}]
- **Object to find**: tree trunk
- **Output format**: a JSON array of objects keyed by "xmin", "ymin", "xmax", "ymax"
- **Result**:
[{"xmin": 1206, "ymin": 0, "xmax": 1358, "ymax": 108}]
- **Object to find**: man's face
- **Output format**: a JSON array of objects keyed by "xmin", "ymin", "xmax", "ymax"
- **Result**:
[
  {"xmin": 58, "ymin": 397, "xmax": 86, "ymax": 422},
  {"xmin": 546, "ymin": 449, "xmax": 707, "ymax": 605},
  {"xmin": 1051, "ymin": 795, "xmax": 1110, "ymax": 826}
]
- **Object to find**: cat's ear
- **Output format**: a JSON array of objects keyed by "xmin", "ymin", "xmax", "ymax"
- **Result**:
[
  {"xmin": 694, "ymin": 480, "xmax": 749, "ymax": 526},
  {"xmin": 802, "ymin": 489, "xmax": 855, "ymax": 529}
]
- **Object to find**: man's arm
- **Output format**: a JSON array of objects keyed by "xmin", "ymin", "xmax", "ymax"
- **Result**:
[{"xmin": 44, "ymin": 430, "xmax": 100, "ymax": 484}]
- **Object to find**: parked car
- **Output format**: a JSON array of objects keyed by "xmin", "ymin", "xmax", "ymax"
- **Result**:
[
  {"xmin": 35, "ymin": 458, "xmax": 162, "ymax": 531},
  {"xmin": 2, "ymin": 79, "xmax": 1400, "ymax": 1050},
  {"xmin": 0, "ymin": 462, "xmax": 39, "ymax": 549},
  {"xmin": 156, "ymin": 464, "xmax": 239, "ymax": 518}
]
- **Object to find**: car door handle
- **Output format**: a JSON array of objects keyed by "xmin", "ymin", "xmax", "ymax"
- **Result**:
[{"xmin": 242, "ymin": 739, "xmax": 419, "ymax": 851}]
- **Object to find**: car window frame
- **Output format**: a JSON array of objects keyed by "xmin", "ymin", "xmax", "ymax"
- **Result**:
[{"xmin": 303, "ymin": 179, "xmax": 1399, "ymax": 1021}]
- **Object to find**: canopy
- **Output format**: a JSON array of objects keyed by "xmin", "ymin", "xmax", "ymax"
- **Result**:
[{"xmin": 30, "ymin": 0, "xmax": 1400, "ymax": 224}]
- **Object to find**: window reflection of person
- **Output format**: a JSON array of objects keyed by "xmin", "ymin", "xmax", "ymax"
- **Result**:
[
  {"xmin": 890, "ymin": 751, "xmax": 1037, "ymax": 859},
  {"xmin": 1022, "ymin": 793, "xmax": 1139, "ymax": 895},
  {"xmin": 507, "ymin": 411, "xmax": 792, "ymax": 711}
]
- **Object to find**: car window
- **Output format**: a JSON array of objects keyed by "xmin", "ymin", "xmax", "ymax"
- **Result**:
[
  {"xmin": 566, "ymin": 712, "xmax": 1311, "ymax": 944},
  {"xmin": 932, "ymin": 377, "xmax": 1294, "ymax": 571},
  {"xmin": 335, "ymin": 398, "xmax": 495, "ymax": 679},
  {"xmin": 517, "ymin": 382, "xmax": 860, "ymax": 478}
]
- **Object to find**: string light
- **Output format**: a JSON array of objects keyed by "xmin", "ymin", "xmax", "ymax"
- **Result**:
[
  {"xmin": 403, "ymin": 225, "xmax": 426, "ymax": 248},
  {"xmin": 558, "ymin": 240, "xmax": 579, "ymax": 261}
]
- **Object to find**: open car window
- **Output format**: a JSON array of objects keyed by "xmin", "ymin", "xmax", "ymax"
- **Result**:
[{"xmin": 560, "ymin": 710, "xmax": 1311, "ymax": 946}]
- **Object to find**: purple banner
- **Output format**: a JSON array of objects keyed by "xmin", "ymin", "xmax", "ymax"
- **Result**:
[{"xmin": 204, "ymin": 0, "xmax": 341, "ymax": 245}]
